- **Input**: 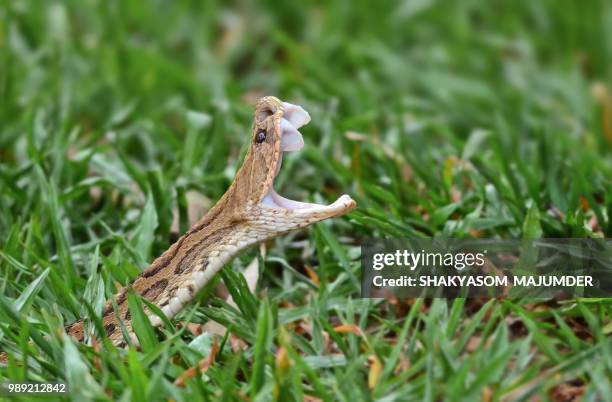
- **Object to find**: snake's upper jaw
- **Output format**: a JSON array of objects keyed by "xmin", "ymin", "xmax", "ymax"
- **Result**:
[{"xmin": 260, "ymin": 101, "xmax": 356, "ymax": 220}]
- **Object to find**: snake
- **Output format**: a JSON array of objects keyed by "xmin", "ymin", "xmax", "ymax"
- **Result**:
[{"xmin": 37, "ymin": 96, "xmax": 356, "ymax": 349}]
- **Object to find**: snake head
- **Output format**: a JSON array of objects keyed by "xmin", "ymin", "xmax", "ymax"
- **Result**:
[{"xmin": 230, "ymin": 96, "xmax": 356, "ymax": 233}]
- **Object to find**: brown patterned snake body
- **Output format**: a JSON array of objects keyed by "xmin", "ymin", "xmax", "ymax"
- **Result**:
[{"xmin": 3, "ymin": 96, "xmax": 356, "ymax": 355}]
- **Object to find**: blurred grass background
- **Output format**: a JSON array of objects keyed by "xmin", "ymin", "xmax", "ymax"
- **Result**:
[{"xmin": 1, "ymin": 0, "xmax": 612, "ymax": 400}]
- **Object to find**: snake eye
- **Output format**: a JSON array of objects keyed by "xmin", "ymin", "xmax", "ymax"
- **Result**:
[{"xmin": 255, "ymin": 130, "xmax": 267, "ymax": 143}]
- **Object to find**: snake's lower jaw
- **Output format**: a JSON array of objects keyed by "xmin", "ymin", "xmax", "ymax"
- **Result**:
[
  {"xmin": 292, "ymin": 194, "xmax": 356, "ymax": 220},
  {"xmin": 260, "ymin": 187, "xmax": 355, "ymax": 218},
  {"xmin": 258, "ymin": 193, "xmax": 356, "ymax": 234}
]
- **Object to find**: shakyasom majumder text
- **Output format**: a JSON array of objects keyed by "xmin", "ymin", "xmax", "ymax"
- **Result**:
[
  {"xmin": 362, "ymin": 239, "xmax": 612, "ymax": 298},
  {"xmin": 372, "ymin": 274, "xmax": 594, "ymax": 288},
  {"xmin": 372, "ymin": 250, "xmax": 486, "ymax": 271}
]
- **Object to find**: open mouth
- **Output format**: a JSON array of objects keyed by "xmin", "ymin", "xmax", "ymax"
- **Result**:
[{"xmin": 260, "ymin": 102, "xmax": 355, "ymax": 214}]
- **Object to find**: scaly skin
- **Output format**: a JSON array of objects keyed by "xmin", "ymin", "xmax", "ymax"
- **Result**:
[{"xmin": 2, "ymin": 96, "xmax": 356, "ymax": 355}]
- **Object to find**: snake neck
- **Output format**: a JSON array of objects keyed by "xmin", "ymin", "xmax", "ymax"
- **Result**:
[{"xmin": 71, "ymin": 198, "xmax": 262, "ymax": 346}]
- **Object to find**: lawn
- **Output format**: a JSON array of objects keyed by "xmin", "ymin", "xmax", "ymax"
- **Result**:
[{"xmin": 1, "ymin": 0, "xmax": 612, "ymax": 400}]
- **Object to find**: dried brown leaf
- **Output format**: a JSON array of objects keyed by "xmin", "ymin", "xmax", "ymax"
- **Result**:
[
  {"xmin": 333, "ymin": 324, "xmax": 364, "ymax": 336},
  {"xmin": 368, "ymin": 355, "xmax": 382, "ymax": 389},
  {"xmin": 395, "ymin": 352, "xmax": 411, "ymax": 374},
  {"xmin": 174, "ymin": 339, "xmax": 219, "ymax": 387},
  {"xmin": 303, "ymin": 265, "xmax": 320, "ymax": 286},
  {"xmin": 201, "ymin": 320, "xmax": 227, "ymax": 337},
  {"xmin": 481, "ymin": 386, "xmax": 493, "ymax": 402},
  {"xmin": 549, "ymin": 380, "xmax": 585, "ymax": 402},
  {"xmin": 591, "ymin": 82, "xmax": 612, "ymax": 143},
  {"xmin": 230, "ymin": 335, "xmax": 247, "ymax": 352},
  {"xmin": 275, "ymin": 346, "xmax": 290, "ymax": 372}
]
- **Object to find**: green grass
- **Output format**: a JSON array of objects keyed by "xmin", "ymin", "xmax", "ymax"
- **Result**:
[{"xmin": 1, "ymin": 0, "xmax": 612, "ymax": 400}]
